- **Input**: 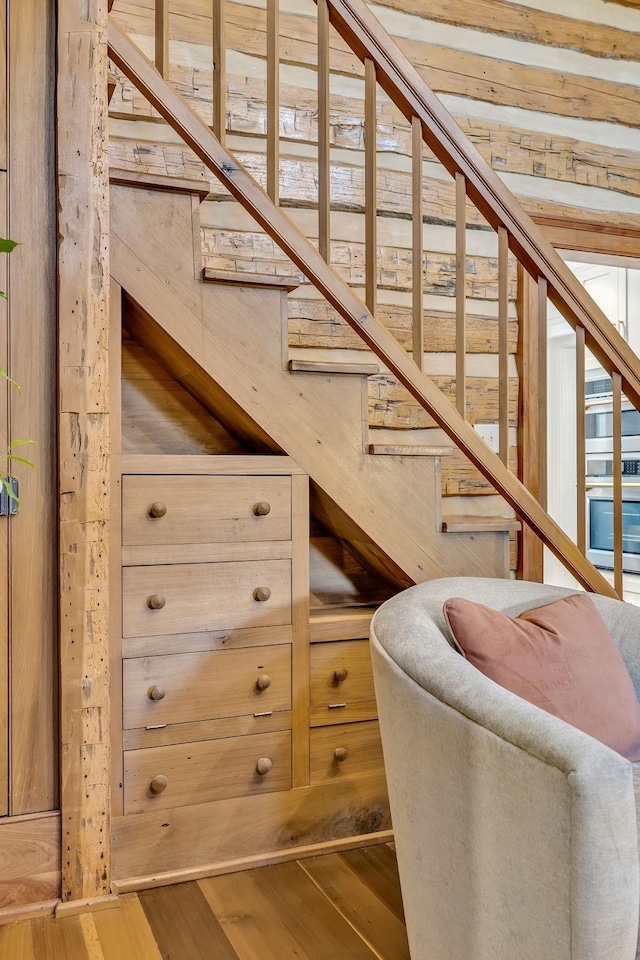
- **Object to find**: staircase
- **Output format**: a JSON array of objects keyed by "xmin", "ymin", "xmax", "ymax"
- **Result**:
[
  {"xmin": 107, "ymin": 0, "xmax": 640, "ymax": 597},
  {"xmin": 111, "ymin": 178, "xmax": 511, "ymax": 584}
]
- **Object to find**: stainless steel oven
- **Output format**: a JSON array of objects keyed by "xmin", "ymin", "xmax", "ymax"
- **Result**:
[
  {"xmin": 585, "ymin": 373, "xmax": 640, "ymax": 573},
  {"xmin": 586, "ymin": 486, "xmax": 640, "ymax": 574}
]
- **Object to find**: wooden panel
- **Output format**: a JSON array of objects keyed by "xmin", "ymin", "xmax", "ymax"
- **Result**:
[
  {"xmin": 110, "ymin": 281, "xmax": 125, "ymax": 817},
  {"xmin": 311, "ymin": 700, "xmax": 378, "ymax": 728},
  {"xmin": 310, "ymin": 640, "xmax": 375, "ymax": 711},
  {"xmin": 0, "ymin": 169, "xmax": 7, "ymax": 816},
  {"xmin": 121, "ymin": 454, "xmax": 304, "ymax": 475},
  {"xmin": 9, "ymin": 0, "xmax": 57, "ymax": 816},
  {"xmin": 122, "ymin": 622, "xmax": 293, "ymax": 659},
  {"xmin": 139, "ymin": 882, "xmax": 238, "ymax": 960},
  {"xmin": 112, "ymin": 774, "xmax": 390, "ymax": 879},
  {"xmin": 123, "ymin": 643, "xmax": 292, "ymax": 729},
  {"xmin": 58, "ymin": 0, "xmax": 110, "ymax": 899},
  {"xmin": 309, "ymin": 721, "xmax": 384, "ymax": 785},
  {"xmin": 0, "ymin": 922, "xmax": 36, "ymax": 959},
  {"xmin": 0, "ymin": 813, "xmax": 60, "ymax": 909},
  {"xmin": 123, "ymin": 710, "xmax": 293, "ymax": 750},
  {"xmin": 122, "ymin": 474, "xmax": 292, "ymax": 544},
  {"xmin": 122, "ymin": 559, "xmax": 292, "ymax": 638},
  {"xmin": 124, "ymin": 730, "xmax": 292, "ymax": 814},
  {"xmin": 122, "ymin": 539, "xmax": 293, "ymax": 567},
  {"xmin": 31, "ymin": 915, "xmax": 93, "ymax": 960},
  {"xmin": 198, "ymin": 860, "xmax": 380, "ymax": 960},
  {"xmin": 0, "ymin": 0, "xmax": 5, "ymax": 170}
]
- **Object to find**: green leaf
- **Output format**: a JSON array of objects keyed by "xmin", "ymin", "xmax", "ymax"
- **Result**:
[
  {"xmin": 0, "ymin": 238, "xmax": 18, "ymax": 253},
  {"xmin": 9, "ymin": 438, "xmax": 36, "ymax": 448},
  {"xmin": 7, "ymin": 454, "xmax": 34, "ymax": 468},
  {"xmin": 0, "ymin": 370, "xmax": 20, "ymax": 390},
  {"xmin": 1, "ymin": 478, "xmax": 18, "ymax": 504}
]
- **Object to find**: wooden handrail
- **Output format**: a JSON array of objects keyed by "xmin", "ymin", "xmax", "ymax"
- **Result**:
[
  {"xmin": 320, "ymin": 0, "xmax": 640, "ymax": 414},
  {"xmin": 107, "ymin": 18, "xmax": 616, "ymax": 597}
]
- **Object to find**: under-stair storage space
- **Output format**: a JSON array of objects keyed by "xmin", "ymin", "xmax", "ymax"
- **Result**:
[
  {"xmin": 123, "ymin": 730, "xmax": 292, "ymax": 814},
  {"xmin": 310, "ymin": 721, "xmax": 384, "ymax": 785},
  {"xmin": 309, "ymin": 640, "xmax": 377, "ymax": 726}
]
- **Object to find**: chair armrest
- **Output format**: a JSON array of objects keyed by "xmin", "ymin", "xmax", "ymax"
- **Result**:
[{"xmin": 370, "ymin": 623, "xmax": 639, "ymax": 960}]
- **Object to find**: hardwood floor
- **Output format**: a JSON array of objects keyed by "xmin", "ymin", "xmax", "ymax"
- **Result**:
[{"xmin": 0, "ymin": 843, "xmax": 410, "ymax": 960}]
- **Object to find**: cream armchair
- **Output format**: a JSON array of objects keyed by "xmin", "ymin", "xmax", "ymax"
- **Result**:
[{"xmin": 370, "ymin": 578, "xmax": 640, "ymax": 960}]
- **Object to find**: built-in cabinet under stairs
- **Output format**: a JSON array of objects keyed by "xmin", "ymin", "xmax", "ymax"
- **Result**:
[{"xmin": 111, "ymin": 178, "xmax": 513, "ymax": 588}]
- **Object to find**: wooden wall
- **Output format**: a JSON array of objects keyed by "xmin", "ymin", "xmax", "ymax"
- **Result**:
[{"xmin": 106, "ymin": 0, "xmax": 640, "ymax": 503}]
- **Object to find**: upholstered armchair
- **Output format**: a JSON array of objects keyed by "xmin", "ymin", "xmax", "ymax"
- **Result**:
[{"xmin": 370, "ymin": 578, "xmax": 640, "ymax": 960}]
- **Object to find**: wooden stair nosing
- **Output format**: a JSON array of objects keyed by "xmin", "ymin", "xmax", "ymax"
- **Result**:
[
  {"xmin": 289, "ymin": 359, "xmax": 380, "ymax": 376},
  {"xmin": 110, "ymin": 168, "xmax": 211, "ymax": 202},
  {"xmin": 203, "ymin": 267, "xmax": 301, "ymax": 292},
  {"xmin": 441, "ymin": 515, "xmax": 521, "ymax": 534},
  {"xmin": 309, "ymin": 604, "xmax": 379, "ymax": 643},
  {"xmin": 368, "ymin": 443, "xmax": 454, "ymax": 457}
]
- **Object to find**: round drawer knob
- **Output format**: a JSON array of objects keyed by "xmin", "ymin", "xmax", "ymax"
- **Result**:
[
  {"xmin": 147, "ymin": 594, "xmax": 166, "ymax": 610},
  {"xmin": 333, "ymin": 667, "xmax": 349, "ymax": 683},
  {"xmin": 148, "ymin": 685, "xmax": 166, "ymax": 701},
  {"xmin": 150, "ymin": 775, "xmax": 168, "ymax": 795},
  {"xmin": 148, "ymin": 501, "xmax": 167, "ymax": 519},
  {"xmin": 253, "ymin": 501, "xmax": 271, "ymax": 517},
  {"xmin": 334, "ymin": 747, "xmax": 348, "ymax": 762},
  {"xmin": 253, "ymin": 586, "xmax": 271, "ymax": 603},
  {"xmin": 256, "ymin": 757, "xmax": 273, "ymax": 776},
  {"xmin": 256, "ymin": 674, "xmax": 272, "ymax": 691}
]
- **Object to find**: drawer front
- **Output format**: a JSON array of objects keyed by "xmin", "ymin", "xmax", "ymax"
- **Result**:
[
  {"xmin": 310, "ymin": 640, "xmax": 375, "ymax": 709},
  {"xmin": 123, "ymin": 644, "xmax": 292, "ymax": 729},
  {"xmin": 310, "ymin": 721, "xmax": 384, "ymax": 785},
  {"xmin": 122, "ymin": 559, "xmax": 292, "ymax": 638},
  {"xmin": 124, "ymin": 730, "xmax": 291, "ymax": 814},
  {"xmin": 122, "ymin": 475, "xmax": 292, "ymax": 546}
]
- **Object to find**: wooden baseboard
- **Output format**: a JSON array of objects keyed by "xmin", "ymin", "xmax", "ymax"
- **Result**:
[
  {"xmin": 0, "ymin": 898, "xmax": 58, "ymax": 927},
  {"xmin": 112, "ymin": 829, "xmax": 394, "ymax": 894},
  {"xmin": 55, "ymin": 893, "xmax": 120, "ymax": 918}
]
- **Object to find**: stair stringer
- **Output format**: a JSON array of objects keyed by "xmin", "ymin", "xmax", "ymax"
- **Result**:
[{"xmin": 111, "ymin": 184, "xmax": 509, "ymax": 584}]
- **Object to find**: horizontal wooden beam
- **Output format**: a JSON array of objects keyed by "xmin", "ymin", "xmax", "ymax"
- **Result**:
[{"xmin": 107, "ymin": 19, "xmax": 616, "ymax": 597}]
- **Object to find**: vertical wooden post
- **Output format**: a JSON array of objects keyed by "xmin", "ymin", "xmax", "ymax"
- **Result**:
[
  {"xmin": 613, "ymin": 372, "xmax": 623, "ymax": 598},
  {"xmin": 455, "ymin": 172, "xmax": 466, "ymax": 417},
  {"xmin": 155, "ymin": 0, "xmax": 169, "ymax": 78},
  {"xmin": 364, "ymin": 58, "xmax": 377, "ymax": 316},
  {"xmin": 266, "ymin": 0, "xmax": 279, "ymax": 204},
  {"xmin": 0, "ymin": 0, "xmax": 8, "ymax": 817},
  {"xmin": 498, "ymin": 227, "xmax": 509, "ymax": 466},
  {"xmin": 317, "ymin": 0, "xmax": 330, "ymax": 262},
  {"xmin": 411, "ymin": 116, "xmax": 423, "ymax": 370},
  {"xmin": 517, "ymin": 266, "xmax": 544, "ymax": 582},
  {"xmin": 212, "ymin": 0, "xmax": 226, "ymax": 144},
  {"xmin": 57, "ymin": 0, "xmax": 111, "ymax": 901}
]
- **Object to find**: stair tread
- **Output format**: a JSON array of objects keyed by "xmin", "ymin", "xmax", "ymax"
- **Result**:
[
  {"xmin": 110, "ymin": 168, "xmax": 210, "ymax": 202},
  {"xmin": 203, "ymin": 267, "xmax": 301, "ymax": 291},
  {"xmin": 289, "ymin": 359, "xmax": 380, "ymax": 376},
  {"xmin": 441, "ymin": 515, "xmax": 521, "ymax": 533},
  {"xmin": 369, "ymin": 443, "xmax": 454, "ymax": 457}
]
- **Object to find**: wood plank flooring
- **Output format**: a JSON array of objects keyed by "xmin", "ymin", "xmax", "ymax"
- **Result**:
[{"xmin": 0, "ymin": 843, "xmax": 409, "ymax": 960}]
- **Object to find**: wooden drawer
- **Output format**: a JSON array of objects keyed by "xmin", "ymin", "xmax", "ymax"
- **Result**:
[
  {"xmin": 310, "ymin": 721, "xmax": 384, "ymax": 784},
  {"xmin": 123, "ymin": 644, "xmax": 292, "ymax": 729},
  {"xmin": 122, "ymin": 475, "xmax": 292, "ymax": 546},
  {"xmin": 124, "ymin": 730, "xmax": 291, "ymax": 814},
  {"xmin": 310, "ymin": 640, "xmax": 376, "ymax": 725},
  {"xmin": 122, "ymin": 559, "xmax": 292, "ymax": 638}
]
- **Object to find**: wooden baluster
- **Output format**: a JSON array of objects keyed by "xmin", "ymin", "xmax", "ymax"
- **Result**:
[
  {"xmin": 267, "ymin": 0, "xmax": 280, "ymax": 203},
  {"xmin": 212, "ymin": 0, "xmax": 226, "ymax": 144},
  {"xmin": 455, "ymin": 171, "xmax": 466, "ymax": 417},
  {"xmin": 364, "ymin": 58, "xmax": 377, "ymax": 316},
  {"xmin": 575, "ymin": 325, "xmax": 586, "ymax": 554},
  {"xmin": 613, "ymin": 372, "xmax": 623, "ymax": 597},
  {"xmin": 412, "ymin": 117, "xmax": 423, "ymax": 370},
  {"xmin": 537, "ymin": 277, "xmax": 548, "ymax": 512},
  {"xmin": 517, "ymin": 267, "xmax": 544, "ymax": 581},
  {"xmin": 317, "ymin": 0, "xmax": 330, "ymax": 260},
  {"xmin": 155, "ymin": 0, "xmax": 169, "ymax": 78},
  {"xmin": 498, "ymin": 226, "xmax": 509, "ymax": 465}
]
